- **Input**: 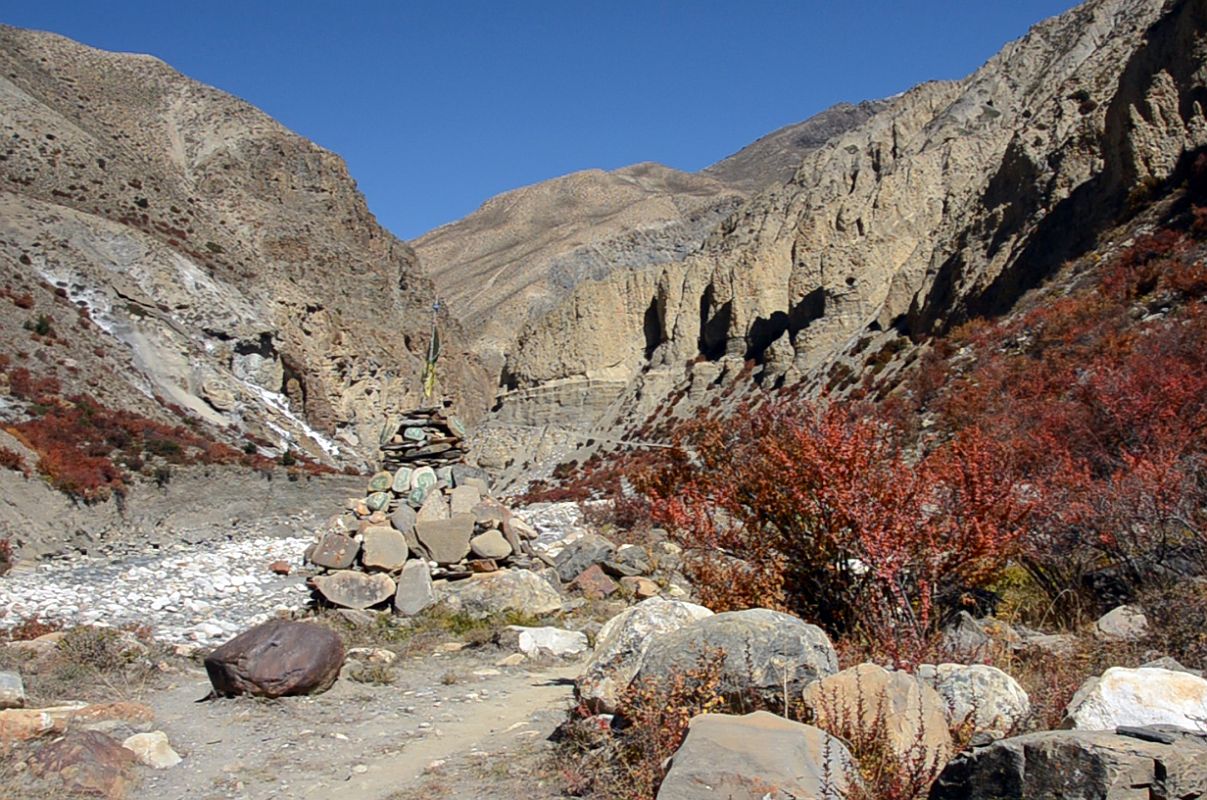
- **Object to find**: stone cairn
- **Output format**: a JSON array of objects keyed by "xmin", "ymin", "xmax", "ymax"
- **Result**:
[{"xmin": 303, "ymin": 404, "xmax": 544, "ymax": 616}]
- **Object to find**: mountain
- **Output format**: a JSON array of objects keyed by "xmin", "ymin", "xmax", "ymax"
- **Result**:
[
  {"xmin": 479, "ymin": 0, "xmax": 1207, "ymax": 479},
  {"xmin": 0, "ymin": 25, "xmax": 490, "ymax": 468}
]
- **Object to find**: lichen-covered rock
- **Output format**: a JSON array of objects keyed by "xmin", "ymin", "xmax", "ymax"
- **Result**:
[
  {"xmin": 447, "ymin": 569, "xmax": 564, "ymax": 620},
  {"xmin": 917, "ymin": 662, "xmax": 1030, "ymax": 736},
  {"xmin": 637, "ymin": 608, "xmax": 838, "ymax": 712},
  {"xmin": 577, "ymin": 597, "xmax": 714, "ymax": 713}
]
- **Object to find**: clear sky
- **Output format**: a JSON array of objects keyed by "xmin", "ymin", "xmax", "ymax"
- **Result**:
[{"xmin": 3, "ymin": 1, "xmax": 1078, "ymax": 240}]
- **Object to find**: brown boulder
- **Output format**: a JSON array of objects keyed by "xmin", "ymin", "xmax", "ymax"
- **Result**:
[
  {"xmin": 204, "ymin": 620, "xmax": 344, "ymax": 698},
  {"xmin": 29, "ymin": 730, "xmax": 138, "ymax": 799}
]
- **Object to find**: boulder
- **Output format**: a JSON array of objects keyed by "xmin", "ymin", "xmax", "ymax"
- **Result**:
[
  {"xmin": 502, "ymin": 626, "xmax": 589, "ymax": 657},
  {"xmin": 415, "ymin": 515, "xmax": 474, "ymax": 565},
  {"xmin": 448, "ymin": 569, "xmax": 564, "ymax": 619},
  {"xmin": 308, "ymin": 533, "xmax": 359, "ymax": 570},
  {"xmin": 637, "ymin": 608, "xmax": 838, "ymax": 712},
  {"xmin": 568, "ymin": 564, "xmax": 618, "ymax": 599},
  {"xmin": 577, "ymin": 597, "xmax": 714, "ymax": 713},
  {"xmin": 29, "ymin": 730, "xmax": 138, "ymax": 800},
  {"xmin": 1094, "ymin": 604, "xmax": 1149, "ymax": 641},
  {"xmin": 930, "ymin": 728, "xmax": 1207, "ymax": 799},
  {"xmin": 0, "ymin": 670, "xmax": 25, "ymax": 709},
  {"xmin": 361, "ymin": 527, "xmax": 409, "ymax": 572},
  {"xmin": 916, "ymin": 663, "xmax": 1030, "ymax": 736},
  {"xmin": 657, "ymin": 711, "xmax": 859, "ymax": 800},
  {"xmin": 393, "ymin": 560, "xmax": 437, "ymax": 617},
  {"xmin": 449, "ymin": 485, "xmax": 482, "ymax": 516},
  {"xmin": 470, "ymin": 530, "xmax": 512, "ymax": 560},
  {"xmin": 602, "ymin": 544, "xmax": 652, "ymax": 577},
  {"xmin": 1063, "ymin": 666, "xmax": 1207, "ymax": 731},
  {"xmin": 204, "ymin": 620, "xmax": 344, "ymax": 698},
  {"xmin": 121, "ymin": 730, "xmax": 181, "ymax": 769},
  {"xmin": 804, "ymin": 663, "xmax": 952, "ymax": 767},
  {"xmin": 554, "ymin": 533, "xmax": 615, "ymax": 582}
]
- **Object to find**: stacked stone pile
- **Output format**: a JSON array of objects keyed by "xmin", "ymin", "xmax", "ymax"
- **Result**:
[
  {"xmin": 304, "ymin": 460, "xmax": 550, "ymax": 615},
  {"xmin": 378, "ymin": 405, "xmax": 469, "ymax": 472}
]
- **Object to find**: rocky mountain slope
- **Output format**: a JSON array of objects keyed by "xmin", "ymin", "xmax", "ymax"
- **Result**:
[
  {"xmin": 0, "ymin": 25, "xmax": 489, "ymax": 468},
  {"xmin": 478, "ymin": 0, "xmax": 1207, "ymax": 477}
]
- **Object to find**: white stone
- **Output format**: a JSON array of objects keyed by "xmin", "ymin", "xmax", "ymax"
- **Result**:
[
  {"xmin": 123, "ymin": 730, "xmax": 182, "ymax": 769},
  {"xmin": 1093, "ymin": 605, "xmax": 1148, "ymax": 641},
  {"xmin": 916, "ymin": 663, "xmax": 1030, "ymax": 735},
  {"xmin": 1064, "ymin": 667, "xmax": 1207, "ymax": 732},
  {"xmin": 509, "ymin": 626, "xmax": 589, "ymax": 657}
]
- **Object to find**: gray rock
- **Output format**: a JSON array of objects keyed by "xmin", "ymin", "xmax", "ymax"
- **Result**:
[
  {"xmin": 577, "ymin": 597, "xmax": 714, "ymax": 713},
  {"xmin": 1064, "ymin": 667, "xmax": 1207, "ymax": 731},
  {"xmin": 314, "ymin": 571, "xmax": 396, "ymax": 610},
  {"xmin": 415, "ymin": 514, "xmax": 474, "ymax": 565},
  {"xmin": 416, "ymin": 491, "xmax": 451, "ymax": 522},
  {"xmin": 470, "ymin": 529, "xmax": 512, "ymax": 560},
  {"xmin": 308, "ymin": 533, "xmax": 359, "ymax": 570},
  {"xmin": 471, "ymin": 499, "xmax": 509, "ymax": 529},
  {"xmin": 657, "ymin": 711, "xmax": 858, "ymax": 800},
  {"xmin": 204, "ymin": 620, "xmax": 344, "ymax": 698},
  {"xmin": 393, "ymin": 560, "xmax": 437, "ymax": 616},
  {"xmin": 0, "ymin": 670, "xmax": 25, "ymax": 709},
  {"xmin": 602, "ymin": 544, "xmax": 652, "ymax": 577},
  {"xmin": 636, "ymin": 608, "xmax": 838, "ymax": 712},
  {"xmin": 448, "ymin": 569, "xmax": 564, "ymax": 619},
  {"xmin": 554, "ymin": 533, "xmax": 615, "ymax": 582},
  {"xmin": 1141, "ymin": 656, "xmax": 1203, "ymax": 678},
  {"xmin": 930, "ymin": 729, "xmax": 1207, "ymax": 799},
  {"xmin": 449, "ymin": 485, "xmax": 482, "ymax": 516},
  {"xmin": 389, "ymin": 504, "xmax": 417, "ymax": 535},
  {"xmin": 917, "ymin": 663, "xmax": 1030, "ymax": 736},
  {"xmin": 1094, "ymin": 604, "xmax": 1149, "ymax": 641},
  {"xmin": 451, "ymin": 464, "xmax": 492, "ymax": 492},
  {"xmin": 361, "ymin": 527, "xmax": 409, "ymax": 572}
]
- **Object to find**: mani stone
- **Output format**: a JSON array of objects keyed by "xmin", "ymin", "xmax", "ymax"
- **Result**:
[
  {"xmin": 314, "ymin": 571, "xmax": 396, "ymax": 610},
  {"xmin": 309, "ymin": 533, "xmax": 358, "ymax": 570},
  {"xmin": 367, "ymin": 471, "xmax": 393, "ymax": 493},
  {"xmin": 204, "ymin": 620, "xmax": 344, "ymax": 698},
  {"xmin": 416, "ymin": 514, "xmax": 475, "ymax": 565},
  {"xmin": 403, "ymin": 426, "xmax": 427, "ymax": 442},
  {"xmin": 361, "ymin": 527, "xmax": 409, "ymax": 572},
  {"xmin": 470, "ymin": 529, "xmax": 512, "ymax": 560},
  {"xmin": 365, "ymin": 491, "xmax": 390, "ymax": 512},
  {"xmin": 391, "ymin": 467, "xmax": 413, "ymax": 494},
  {"xmin": 394, "ymin": 560, "xmax": 437, "ymax": 616},
  {"xmin": 407, "ymin": 486, "xmax": 428, "ymax": 507},
  {"xmin": 410, "ymin": 466, "xmax": 437, "ymax": 491}
]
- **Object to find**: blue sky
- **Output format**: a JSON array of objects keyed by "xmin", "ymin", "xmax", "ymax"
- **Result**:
[{"xmin": 3, "ymin": 1, "xmax": 1077, "ymax": 240}]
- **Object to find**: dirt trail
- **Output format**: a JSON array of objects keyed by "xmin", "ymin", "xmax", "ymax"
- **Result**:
[{"xmin": 138, "ymin": 649, "xmax": 581, "ymax": 800}]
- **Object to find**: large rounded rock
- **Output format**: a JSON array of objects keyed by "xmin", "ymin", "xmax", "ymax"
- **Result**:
[
  {"xmin": 577, "ymin": 597, "xmax": 714, "ymax": 713},
  {"xmin": 314, "ymin": 571, "xmax": 396, "ymax": 610},
  {"xmin": 657, "ymin": 711, "xmax": 859, "ymax": 800},
  {"xmin": 917, "ymin": 663, "xmax": 1030, "ymax": 736},
  {"xmin": 470, "ymin": 529, "xmax": 513, "ymax": 560},
  {"xmin": 204, "ymin": 620, "xmax": 344, "ymax": 698},
  {"xmin": 804, "ymin": 663, "xmax": 952, "ymax": 767},
  {"xmin": 1064, "ymin": 667, "xmax": 1207, "ymax": 730},
  {"xmin": 28, "ymin": 730, "xmax": 138, "ymax": 799},
  {"xmin": 635, "ymin": 608, "xmax": 837, "ymax": 711},
  {"xmin": 447, "ymin": 569, "xmax": 564, "ymax": 619}
]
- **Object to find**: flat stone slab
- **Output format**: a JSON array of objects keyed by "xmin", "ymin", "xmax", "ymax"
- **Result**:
[
  {"xmin": 470, "ymin": 529, "xmax": 512, "ymax": 560},
  {"xmin": 309, "ymin": 533, "xmax": 359, "ymax": 570},
  {"xmin": 449, "ymin": 485, "xmax": 482, "ymax": 516},
  {"xmin": 314, "ymin": 571, "xmax": 396, "ymax": 610},
  {"xmin": 416, "ymin": 491, "xmax": 451, "ymax": 523},
  {"xmin": 416, "ymin": 514, "xmax": 474, "ymax": 565},
  {"xmin": 361, "ymin": 527, "xmax": 408, "ymax": 572},
  {"xmin": 393, "ymin": 560, "xmax": 436, "ymax": 616}
]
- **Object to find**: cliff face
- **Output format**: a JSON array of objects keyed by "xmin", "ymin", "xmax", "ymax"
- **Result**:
[
  {"xmin": 482, "ymin": 0, "xmax": 1207, "ymax": 476},
  {"xmin": 0, "ymin": 26, "xmax": 489, "ymax": 464}
]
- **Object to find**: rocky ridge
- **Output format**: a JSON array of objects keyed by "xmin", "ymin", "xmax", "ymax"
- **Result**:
[
  {"xmin": 478, "ymin": 0, "xmax": 1207, "ymax": 478},
  {"xmin": 0, "ymin": 25, "xmax": 489, "ymax": 468}
]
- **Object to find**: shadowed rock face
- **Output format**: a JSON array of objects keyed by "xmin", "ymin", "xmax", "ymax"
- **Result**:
[
  {"xmin": 0, "ymin": 25, "xmax": 489, "ymax": 466},
  {"xmin": 479, "ymin": 0, "xmax": 1207, "ymax": 477}
]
